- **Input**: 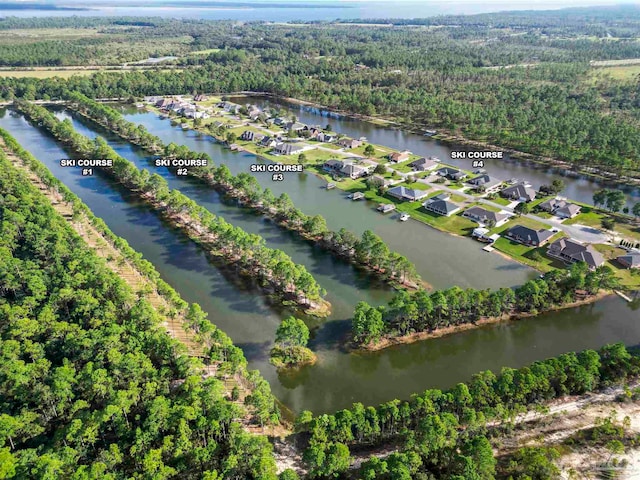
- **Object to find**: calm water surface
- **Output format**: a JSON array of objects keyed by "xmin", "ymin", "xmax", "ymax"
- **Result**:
[
  {"xmin": 3, "ymin": 108, "xmax": 640, "ymax": 415},
  {"xmin": 231, "ymin": 96, "xmax": 640, "ymax": 209}
]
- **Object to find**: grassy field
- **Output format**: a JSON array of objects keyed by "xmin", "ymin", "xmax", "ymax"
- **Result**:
[
  {"xmin": 492, "ymin": 236, "xmax": 565, "ymax": 272},
  {"xmin": 188, "ymin": 48, "xmax": 221, "ymax": 55},
  {"xmin": 591, "ymin": 65, "xmax": 640, "ymax": 81},
  {"xmin": 593, "ymin": 244, "xmax": 640, "ymax": 288}
]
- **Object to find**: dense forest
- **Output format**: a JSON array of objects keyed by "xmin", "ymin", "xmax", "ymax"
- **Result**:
[
  {"xmin": 15, "ymin": 100, "xmax": 330, "ymax": 315},
  {"xmin": 0, "ymin": 145, "xmax": 280, "ymax": 478},
  {"xmin": 65, "ymin": 92, "xmax": 421, "ymax": 287},
  {"xmin": 296, "ymin": 343, "xmax": 640, "ymax": 478},
  {"xmin": 351, "ymin": 261, "xmax": 619, "ymax": 347},
  {"xmin": 0, "ymin": 9, "xmax": 639, "ymax": 175}
]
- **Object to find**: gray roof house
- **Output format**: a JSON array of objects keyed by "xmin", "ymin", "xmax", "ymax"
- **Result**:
[
  {"xmin": 422, "ymin": 193, "xmax": 461, "ymax": 217},
  {"xmin": 500, "ymin": 183, "xmax": 537, "ymax": 202},
  {"xmin": 436, "ymin": 167, "xmax": 467, "ymax": 181},
  {"xmin": 617, "ymin": 253, "xmax": 640, "ymax": 269},
  {"xmin": 272, "ymin": 142, "xmax": 304, "ymax": 156},
  {"xmin": 323, "ymin": 160, "xmax": 367, "ymax": 179},
  {"xmin": 538, "ymin": 198, "xmax": 581, "ymax": 219},
  {"xmin": 505, "ymin": 225, "xmax": 553, "ymax": 247},
  {"xmin": 316, "ymin": 132, "xmax": 337, "ymax": 143},
  {"xmin": 463, "ymin": 206, "xmax": 509, "ymax": 226},
  {"xmin": 467, "ymin": 174, "xmax": 502, "ymax": 193},
  {"xmin": 387, "ymin": 186, "xmax": 430, "ymax": 202},
  {"xmin": 338, "ymin": 138, "xmax": 362, "ymax": 149},
  {"xmin": 285, "ymin": 121, "xmax": 307, "ymax": 132},
  {"xmin": 547, "ymin": 238, "xmax": 604, "ymax": 270},
  {"xmin": 409, "ymin": 157, "xmax": 440, "ymax": 172},
  {"xmin": 259, "ymin": 136, "xmax": 278, "ymax": 148}
]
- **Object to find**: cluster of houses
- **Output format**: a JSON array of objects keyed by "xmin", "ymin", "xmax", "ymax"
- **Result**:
[
  {"xmin": 323, "ymin": 159, "xmax": 377, "ymax": 179},
  {"xmin": 149, "ymin": 96, "xmax": 213, "ymax": 120}
]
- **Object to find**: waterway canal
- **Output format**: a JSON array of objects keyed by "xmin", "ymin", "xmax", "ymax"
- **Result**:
[{"xmin": 2, "ymin": 107, "xmax": 640, "ymax": 416}]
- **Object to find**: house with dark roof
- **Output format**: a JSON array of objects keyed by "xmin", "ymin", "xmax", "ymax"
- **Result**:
[
  {"xmin": 240, "ymin": 130, "xmax": 264, "ymax": 142},
  {"xmin": 272, "ymin": 142, "xmax": 304, "ymax": 156},
  {"xmin": 463, "ymin": 206, "xmax": 510, "ymax": 226},
  {"xmin": 504, "ymin": 225, "xmax": 554, "ymax": 247},
  {"xmin": 409, "ymin": 157, "xmax": 440, "ymax": 172},
  {"xmin": 387, "ymin": 186, "xmax": 430, "ymax": 202},
  {"xmin": 259, "ymin": 136, "xmax": 278, "ymax": 148},
  {"xmin": 422, "ymin": 193, "xmax": 461, "ymax": 217},
  {"xmin": 617, "ymin": 253, "xmax": 640, "ymax": 269},
  {"xmin": 338, "ymin": 138, "xmax": 362, "ymax": 149},
  {"xmin": 538, "ymin": 198, "xmax": 581, "ymax": 219},
  {"xmin": 388, "ymin": 151, "xmax": 411, "ymax": 163},
  {"xmin": 436, "ymin": 167, "xmax": 467, "ymax": 182},
  {"xmin": 500, "ymin": 183, "xmax": 537, "ymax": 202},
  {"xmin": 467, "ymin": 174, "xmax": 502, "ymax": 193},
  {"xmin": 547, "ymin": 238, "xmax": 604, "ymax": 270}
]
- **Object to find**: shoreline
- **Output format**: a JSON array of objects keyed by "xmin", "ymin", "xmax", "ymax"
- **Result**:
[
  {"xmin": 353, "ymin": 290, "xmax": 613, "ymax": 353},
  {"xmin": 229, "ymin": 91, "xmax": 640, "ymax": 188},
  {"xmin": 68, "ymin": 103, "xmax": 426, "ymax": 291}
]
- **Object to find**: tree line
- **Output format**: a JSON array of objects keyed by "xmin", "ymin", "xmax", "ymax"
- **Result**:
[
  {"xmin": 1, "ymin": 17, "xmax": 639, "ymax": 179},
  {"xmin": 295, "ymin": 343, "xmax": 639, "ymax": 478},
  {"xmin": 16, "ymin": 100, "xmax": 331, "ymax": 315},
  {"xmin": 65, "ymin": 92, "xmax": 421, "ymax": 287},
  {"xmin": 352, "ymin": 261, "xmax": 618, "ymax": 347},
  {"xmin": 0, "ymin": 126, "xmax": 280, "ymax": 427},
  {"xmin": 0, "ymin": 149, "xmax": 280, "ymax": 478}
]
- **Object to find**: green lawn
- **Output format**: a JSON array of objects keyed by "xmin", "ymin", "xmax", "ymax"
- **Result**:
[
  {"xmin": 491, "ymin": 215, "xmax": 552, "ymax": 235},
  {"xmin": 399, "ymin": 181, "xmax": 431, "ymax": 191},
  {"xmin": 593, "ymin": 244, "xmax": 640, "ymax": 289},
  {"xmin": 491, "ymin": 237, "xmax": 564, "ymax": 272},
  {"xmin": 490, "ymin": 196, "xmax": 512, "ymax": 206}
]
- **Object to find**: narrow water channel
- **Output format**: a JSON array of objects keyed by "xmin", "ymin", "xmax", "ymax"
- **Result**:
[
  {"xmin": 228, "ymin": 96, "xmax": 640, "ymax": 209},
  {"xmin": 3, "ymin": 108, "xmax": 640, "ymax": 416},
  {"xmin": 118, "ymin": 108, "xmax": 538, "ymax": 291}
]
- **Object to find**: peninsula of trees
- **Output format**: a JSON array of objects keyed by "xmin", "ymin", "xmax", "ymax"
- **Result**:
[
  {"xmin": 64, "ymin": 92, "xmax": 422, "ymax": 288},
  {"xmin": 352, "ymin": 261, "xmax": 618, "ymax": 349},
  {"xmin": 15, "ymin": 100, "xmax": 331, "ymax": 316}
]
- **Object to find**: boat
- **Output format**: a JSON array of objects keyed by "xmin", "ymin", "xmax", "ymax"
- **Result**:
[
  {"xmin": 399, "ymin": 212, "xmax": 410, "ymax": 221},
  {"xmin": 326, "ymin": 183, "xmax": 336, "ymax": 190},
  {"xmin": 181, "ymin": 124, "xmax": 189, "ymax": 129},
  {"xmin": 423, "ymin": 129, "xmax": 437, "ymax": 137},
  {"xmin": 351, "ymin": 192, "xmax": 364, "ymax": 201}
]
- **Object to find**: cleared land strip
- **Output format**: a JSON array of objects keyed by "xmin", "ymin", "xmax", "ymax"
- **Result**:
[
  {"xmin": 0, "ymin": 137, "xmax": 202, "ymax": 356},
  {"xmin": 0, "ymin": 137, "xmax": 278, "ymax": 432}
]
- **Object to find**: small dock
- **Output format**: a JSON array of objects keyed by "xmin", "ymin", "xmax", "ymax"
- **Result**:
[
  {"xmin": 615, "ymin": 290, "xmax": 633, "ymax": 302},
  {"xmin": 326, "ymin": 183, "xmax": 336, "ymax": 190},
  {"xmin": 351, "ymin": 192, "xmax": 364, "ymax": 201},
  {"xmin": 482, "ymin": 245, "xmax": 495, "ymax": 252},
  {"xmin": 377, "ymin": 203, "xmax": 396, "ymax": 213}
]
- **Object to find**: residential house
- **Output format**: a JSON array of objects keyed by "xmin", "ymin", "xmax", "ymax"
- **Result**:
[
  {"xmin": 273, "ymin": 117, "xmax": 288, "ymax": 127},
  {"xmin": 338, "ymin": 138, "xmax": 362, "ymax": 149},
  {"xmin": 500, "ymin": 182, "xmax": 537, "ymax": 202},
  {"xmin": 386, "ymin": 186, "xmax": 430, "ymax": 202},
  {"xmin": 285, "ymin": 121, "xmax": 307, "ymax": 132},
  {"xmin": 467, "ymin": 174, "xmax": 502, "ymax": 193},
  {"xmin": 409, "ymin": 157, "xmax": 439, "ymax": 172},
  {"xmin": 504, "ymin": 225, "xmax": 553, "ymax": 247},
  {"xmin": 371, "ymin": 175, "xmax": 394, "ymax": 187},
  {"xmin": 272, "ymin": 142, "xmax": 304, "ymax": 156},
  {"xmin": 422, "ymin": 193, "xmax": 462, "ymax": 217},
  {"xmin": 546, "ymin": 238, "xmax": 604, "ymax": 270},
  {"xmin": 193, "ymin": 94, "xmax": 207, "ymax": 102},
  {"xmin": 317, "ymin": 132, "xmax": 337, "ymax": 143},
  {"xmin": 617, "ymin": 253, "xmax": 640, "ymax": 269},
  {"xmin": 538, "ymin": 198, "xmax": 581, "ymax": 219},
  {"xmin": 240, "ymin": 130, "xmax": 264, "ymax": 142},
  {"xmin": 436, "ymin": 167, "xmax": 467, "ymax": 182},
  {"xmin": 259, "ymin": 136, "xmax": 278, "ymax": 148},
  {"xmin": 155, "ymin": 98, "xmax": 173, "ymax": 109},
  {"xmin": 388, "ymin": 151, "xmax": 411, "ymax": 163},
  {"xmin": 323, "ymin": 160, "xmax": 367, "ymax": 179},
  {"xmin": 463, "ymin": 206, "xmax": 510, "ymax": 226}
]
